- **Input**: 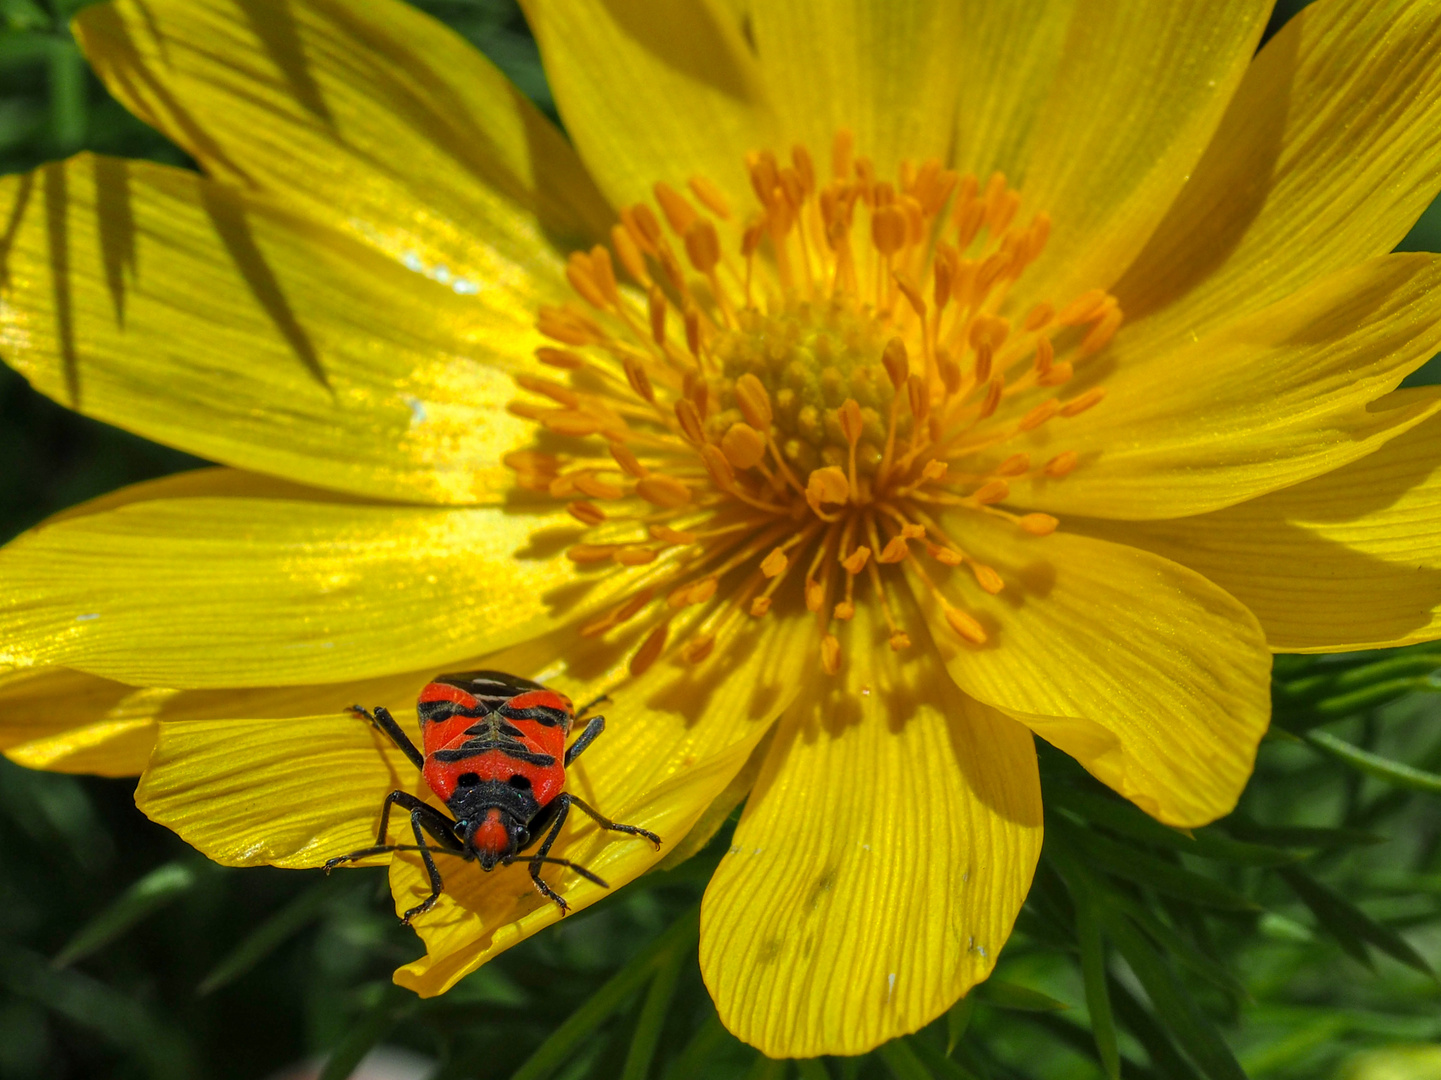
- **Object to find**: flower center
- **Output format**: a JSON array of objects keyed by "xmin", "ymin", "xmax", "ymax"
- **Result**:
[{"xmin": 505, "ymin": 133, "xmax": 1121, "ymax": 676}]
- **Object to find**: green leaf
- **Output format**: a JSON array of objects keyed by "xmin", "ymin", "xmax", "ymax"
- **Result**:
[
  {"xmin": 1223, "ymin": 821, "xmax": 1385, "ymax": 849},
  {"xmin": 660, "ymin": 1013, "xmax": 735, "ymax": 1080},
  {"xmin": 973, "ymin": 979, "xmax": 1069, "ymax": 1012},
  {"xmin": 907, "ymin": 1035, "xmax": 985, "ymax": 1080},
  {"xmin": 794, "ymin": 1059, "xmax": 833, "ymax": 1080},
  {"xmin": 620, "ymin": 938, "xmax": 686, "ymax": 1080},
  {"xmin": 198, "ymin": 873, "xmax": 349, "ymax": 995},
  {"xmin": 512, "ymin": 905, "xmax": 701, "ymax": 1080},
  {"xmin": 1105, "ymin": 918, "xmax": 1246, "ymax": 1080},
  {"xmin": 1048, "ymin": 786, "xmax": 1298, "ymax": 866},
  {"xmin": 946, "ymin": 994, "xmax": 976, "ymax": 1053},
  {"xmin": 1049, "ymin": 818, "xmax": 1258, "ymax": 911},
  {"xmin": 1108, "ymin": 977, "xmax": 1206, "ymax": 1080},
  {"xmin": 52, "ymin": 861, "xmax": 199, "ymax": 968},
  {"xmin": 1074, "ymin": 893, "xmax": 1121, "ymax": 1080},
  {"xmin": 877, "ymin": 1037, "xmax": 936, "ymax": 1080},
  {"xmin": 1278, "ymin": 867, "xmax": 1436, "ymax": 978},
  {"xmin": 1303, "ymin": 730, "xmax": 1441, "ymax": 795}
]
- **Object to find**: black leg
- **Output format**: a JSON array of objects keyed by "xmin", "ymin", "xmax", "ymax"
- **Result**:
[
  {"xmin": 568, "ymin": 794, "xmax": 662, "ymax": 848},
  {"xmin": 532, "ymin": 856, "xmax": 608, "ymax": 889},
  {"xmin": 564, "ymin": 715, "xmax": 606, "ymax": 767},
  {"xmin": 324, "ymin": 791, "xmax": 462, "ymax": 873},
  {"xmin": 322, "ymin": 843, "xmax": 469, "ymax": 869},
  {"xmin": 528, "ymin": 795, "xmax": 574, "ymax": 914},
  {"xmin": 349, "ymin": 704, "xmax": 424, "ymax": 771},
  {"xmin": 399, "ymin": 808, "xmax": 448, "ymax": 925}
]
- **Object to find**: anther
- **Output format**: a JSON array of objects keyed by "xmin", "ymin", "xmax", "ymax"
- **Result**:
[
  {"xmin": 871, "ymin": 205, "xmax": 907, "ymax": 256},
  {"xmin": 1060, "ymin": 388, "xmax": 1106, "ymax": 417},
  {"xmin": 721, "ymin": 423, "xmax": 767, "ymax": 470},
  {"xmin": 685, "ymin": 218, "xmax": 722, "ymax": 275},
  {"xmin": 536, "ymin": 347, "xmax": 586, "ymax": 370},
  {"xmin": 945, "ymin": 607, "xmax": 988, "ymax": 645},
  {"xmin": 971, "ymin": 562, "xmax": 1005, "ymax": 594},
  {"xmin": 1081, "ymin": 306, "xmax": 1124, "ymax": 355},
  {"xmin": 611, "ymin": 224, "xmax": 650, "ymax": 286},
  {"xmin": 654, "ymin": 182, "xmax": 699, "ymax": 236},
  {"xmin": 821, "ymin": 634, "xmax": 841, "ymax": 675},
  {"xmin": 636, "ymin": 475, "xmax": 693, "ymax": 508},
  {"xmin": 610, "ymin": 442, "xmax": 648, "ymax": 478},
  {"xmin": 1019, "ymin": 400, "xmax": 1059, "ymax": 432},
  {"xmin": 995, "ymin": 453, "xmax": 1030, "ymax": 477},
  {"xmin": 889, "ymin": 632, "xmax": 911, "ymax": 652},
  {"xmin": 735, "ymin": 373, "xmax": 774, "ymax": 431},
  {"xmin": 1019, "ymin": 513, "xmax": 1059, "ymax": 536},
  {"xmin": 1045, "ymin": 451, "xmax": 1078, "ymax": 478},
  {"xmin": 615, "ymin": 546, "xmax": 658, "ymax": 566},
  {"xmin": 807, "ymin": 467, "xmax": 849, "ymax": 507},
  {"xmin": 675, "ymin": 399, "xmax": 706, "ymax": 444},
  {"xmin": 624, "ymin": 357, "xmax": 655, "ymax": 403},
  {"xmin": 688, "ymin": 175, "xmax": 731, "ymax": 219},
  {"xmin": 841, "ymin": 546, "xmax": 871, "ymax": 574},
  {"xmin": 882, "ymin": 337, "xmax": 909, "ymax": 390},
  {"xmin": 760, "ymin": 549, "xmax": 789, "ymax": 578},
  {"xmin": 573, "ymin": 473, "xmax": 623, "ymax": 500},
  {"xmin": 972, "ymin": 479, "xmax": 1010, "ymax": 505},
  {"xmin": 907, "ymin": 374, "xmax": 930, "ymax": 422},
  {"xmin": 568, "ymin": 501, "xmax": 606, "ymax": 526},
  {"xmin": 832, "ymin": 130, "xmax": 854, "ymax": 180}
]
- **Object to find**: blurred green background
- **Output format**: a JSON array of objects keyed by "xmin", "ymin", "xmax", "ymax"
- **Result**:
[{"xmin": 2, "ymin": 2, "xmax": 1440, "ymax": 1079}]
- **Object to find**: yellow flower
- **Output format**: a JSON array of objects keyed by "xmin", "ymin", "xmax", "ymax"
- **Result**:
[{"xmin": 4, "ymin": 0, "xmax": 1441, "ymax": 1058}]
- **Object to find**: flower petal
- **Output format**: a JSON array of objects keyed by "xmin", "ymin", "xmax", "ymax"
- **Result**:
[
  {"xmin": 0, "ymin": 469, "xmax": 633, "ymax": 687},
  {"xmin": 1116, "ymin": 0, "xmax": 1441, "ymax": 351},
  {"xmin": 75, "ymin": 0, "xmax": 612, "ymax": 279},
  {"xmin": 0, "ymin": 155, "xmax": 537, "ymax": 503},
  {"xmin": 522, "ymin": 0, "xmax": 770, "ymax": 214},
  {"xmin": 1014, "ymin": 0, "xmax": 1271, "ymax": 306},
  {"xmin": 136, "ymin": 711, "xmax": 416, "ymax": 868},
  {"xmin": 700, "ymin": 600, "xmax": 1042, "ymax": 1057},
  {"xmin": 0, "ymin": 667, "xmax": 155, "ymax": 776},
  {"xmin": 1097, "ymin": 414, "xmax": 1441, "ymax": 652},
  {"xmin": 1017, "ymin": 254, "xmax": 1441, "ymax": 520},
  {"xmin": 749, "ymin": 1, "xmax": 964, "ymax": 179},
  {"xmin": 952, "ymin": 0, "xmax": 1075, "ymax": 182},
  {"xmin": 393, "ymin": 608, "xmax": 817, "ymax": 996},
  {"xmin": 918, "ymin": 512, "xmax": 1270, "ymax": 827}
]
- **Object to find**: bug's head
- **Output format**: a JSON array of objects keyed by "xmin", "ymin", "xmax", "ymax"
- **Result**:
[{"xmin": 465, "ymin": 807, "xmax": 529, "ymax": 870}]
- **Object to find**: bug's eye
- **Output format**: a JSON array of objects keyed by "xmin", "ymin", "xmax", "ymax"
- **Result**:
[
  {"xmin": 507, "ymin": 774, "xmax": 532, "ymax": 791},
  {"xmin": 515, "ymin": 828, "xmax": 530, "ymax": 848},
  {"xmin": 456, "ymin": 772, "xmax": 480, "ymax": 787}
]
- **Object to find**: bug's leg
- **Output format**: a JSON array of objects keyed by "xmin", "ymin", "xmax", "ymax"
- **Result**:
[
  {"xmin": 563, "ymin": 715, "xmax": 606, "ymax": 768},
  {"xmin": 348, "ymin": 704, "xmax": 425, "ymax": 771},
  {"xmin": 325, "ymin": 791, "xmax": 461, "ymax": 873},
  {"xmin": 528, "ymin": 795, "xmax": 574, "ymax": 914},
  {"xmin": 322, "ymin": 843, "xmax": 470, "ymax": 867},
  {"xmin": 532, "ymin": 856, "xmax": 608, "ymax": 889},
  {"xmin": 567, "ymin": 794, "xmax": 662, "ymax": 848},
  {"xmin": 400, "ymin": 808, "xmax": 447, "ymax": 925}
]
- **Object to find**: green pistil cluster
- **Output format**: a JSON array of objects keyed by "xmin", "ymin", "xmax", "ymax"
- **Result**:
[{"xmin": 708, "ymin": 300, "xmax": 910, "ymax": 477}]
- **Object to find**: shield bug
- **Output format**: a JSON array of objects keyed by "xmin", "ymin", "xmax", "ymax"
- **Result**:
[{"xmin": 326, "ymin": 670, "xmax": 661, "ymax": 923}]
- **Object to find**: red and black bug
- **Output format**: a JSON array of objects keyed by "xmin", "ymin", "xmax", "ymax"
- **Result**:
[{"xmin": 325, "ymin": 670, "xmax": 661, "ymax": 924}]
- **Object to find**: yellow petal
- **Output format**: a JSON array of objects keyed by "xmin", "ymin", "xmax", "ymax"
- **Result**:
[
  {"xmin": 0, "ymin": 155, "xmax": 536, "ymax": 503},
  {"xmin": 952, "ymin": 0, "xmax": 1075, "ymax": 182},
  {"xmin": 76, "ymin": 0, "xmax": 611, "ymax": 278},
  {"xmin": 700, "ymin": 599, "xmax": 1042, "ymax": 1057},
  {"xmin": 0, "ymin": 469, "xmax": 635, "ymax": 687},
  {"xmin": 136, "ymin": 711, "xmax": 417, "ymax": 867},
  {"xmin": 918, "ymin": 512, "xmax": 1270, "ymax": 828},
  {"xmin": 1017, "ymin": 254, "xmax": 1441, "ymax": 520},
  {"xmin": 522, "ymin": 0, "xmax": 770, "ymax": 214},
  {"xmin": 749, "ymin": 1, "xmax": 964, "ymax": 180},
  {"xmin": 0, "ymin": 667, "xmax": 155, "ymax": 776},
  {"xmin": 1014, "ymin": 0, "xmax": 1271, "ymax": 306},
  {"xmin": 1116, "ymin": 0, "xmax": 1441, "ymax": 352},
  {"xmin": 393, "ymin": 607, "xmax": 816, "ymax": 997},
  {"xmin": 1100, "ymin": 414, "xmax": 1441, "ymax": 652}
]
